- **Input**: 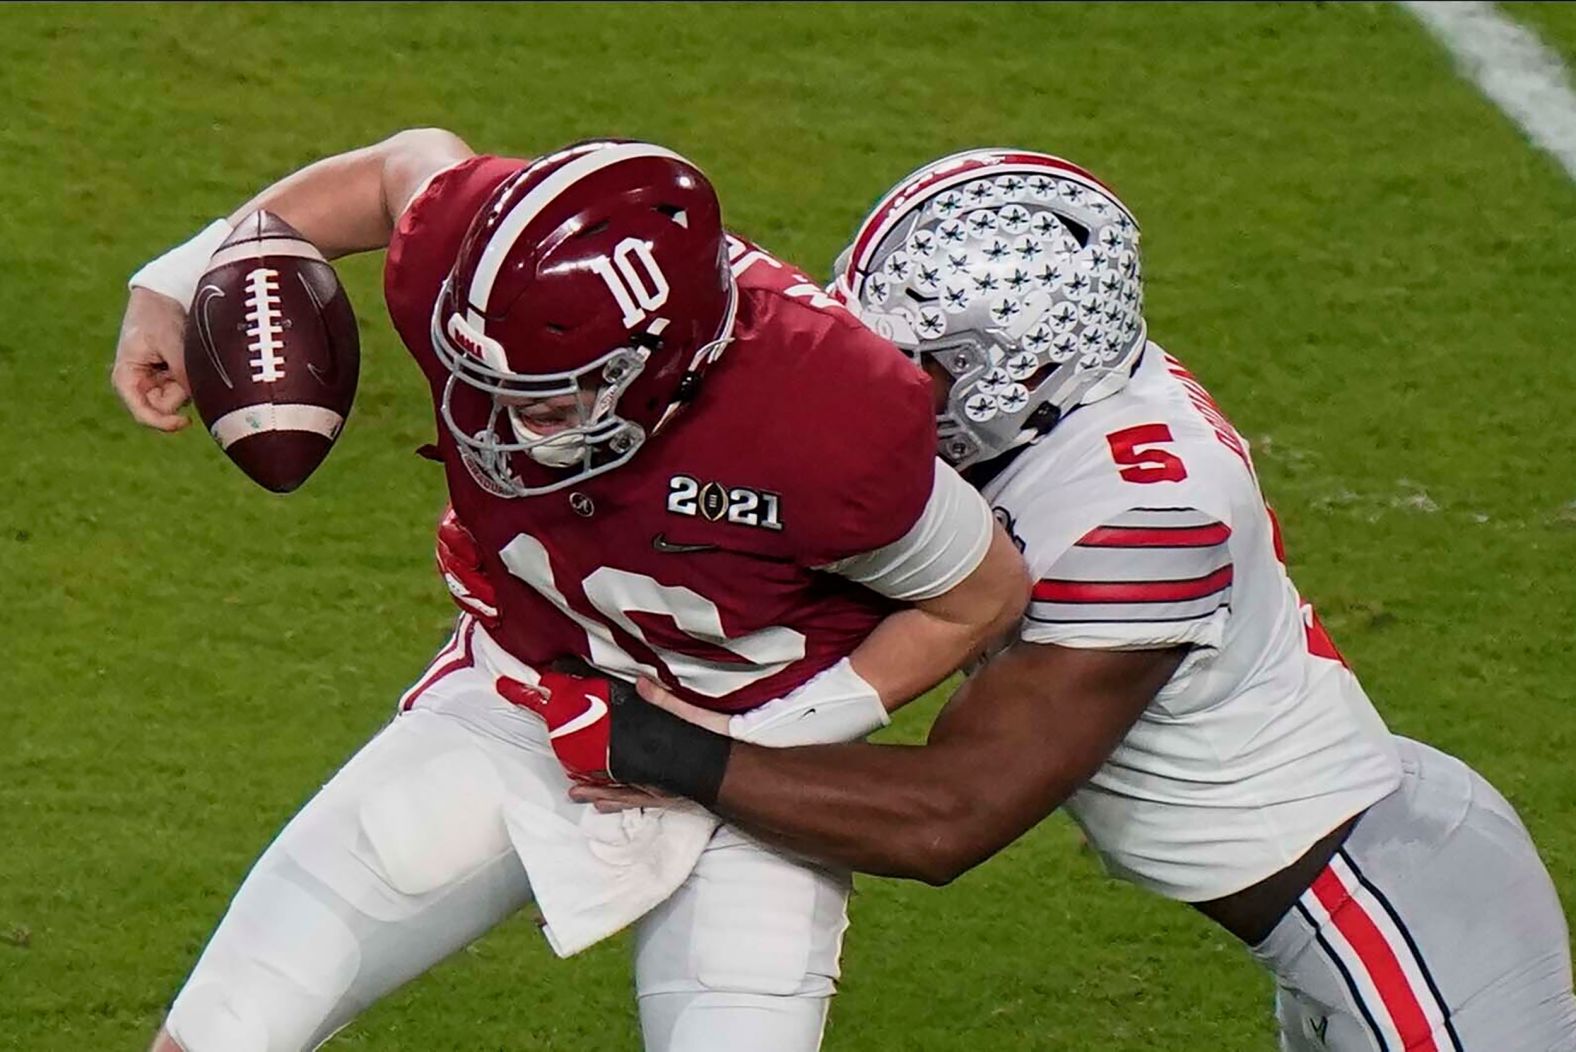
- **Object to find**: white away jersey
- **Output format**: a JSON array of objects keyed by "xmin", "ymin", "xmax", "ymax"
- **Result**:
[{"xmin": 983, "ymin": 344, "xmax": 1402, "ymax": 902}]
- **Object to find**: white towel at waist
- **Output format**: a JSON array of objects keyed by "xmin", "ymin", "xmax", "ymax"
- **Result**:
[
  {"xmin": 504, "ymin": 794, "xmax": 718, "ymax": 957},
  {"xmin": 472, "ymin": 624, "xmax": 721, "ymax": 957}
]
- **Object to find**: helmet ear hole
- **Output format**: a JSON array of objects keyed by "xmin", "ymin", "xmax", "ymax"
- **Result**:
[{"xmin": 654, "ymin": 204, "xmax": 690, "ymax": 228}]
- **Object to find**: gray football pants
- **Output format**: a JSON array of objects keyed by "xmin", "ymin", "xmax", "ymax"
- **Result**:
[{"xmin": 1251, "ymin": 736, "xmax": 1576, "ymax": 1051}]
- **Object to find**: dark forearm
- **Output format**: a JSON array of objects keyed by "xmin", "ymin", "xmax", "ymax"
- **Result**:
[
  {"xmin": 605, "ymin": 642, "xmax": 1183, "ymax": 886},
  {"xmin": 712, "ymin": 740, "xmax": 1018, "ymax": 885}
]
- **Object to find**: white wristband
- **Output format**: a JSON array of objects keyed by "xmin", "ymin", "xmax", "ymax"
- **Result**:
[
  {"xmin": 728, "ymin": 657, "xmax": 889, "ymax": 747},
  {"xmin": 128, "ymin": 218, "xmax": 234, "ymax": 308}
]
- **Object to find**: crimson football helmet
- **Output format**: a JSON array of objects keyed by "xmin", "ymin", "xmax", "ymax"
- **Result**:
[
  {"xmin": 831, "ymin": 149, "xmax": 1144, "ymax": 472},
  {"xmin": 432, "ymin": 140, "xmax": 736, "ymax": 497}
]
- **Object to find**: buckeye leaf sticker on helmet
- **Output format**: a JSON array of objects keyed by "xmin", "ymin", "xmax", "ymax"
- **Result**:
[
  {"xmin": 184, "ymin": 211, "xmax": 360, "ymax": 493},
  {"xmin": 831, "ymin": 149, "xmax": 1145, "ymax": 472}
]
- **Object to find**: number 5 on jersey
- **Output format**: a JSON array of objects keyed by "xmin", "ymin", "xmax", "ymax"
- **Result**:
[{"xmin": 1107, "ymin": 423, "xmax": 1188, "ymax": 484}]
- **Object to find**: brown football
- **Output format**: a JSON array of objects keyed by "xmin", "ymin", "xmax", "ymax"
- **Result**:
[{"xmin": 183, "ymin": 211, "xmax": 360, "ymax": 493}]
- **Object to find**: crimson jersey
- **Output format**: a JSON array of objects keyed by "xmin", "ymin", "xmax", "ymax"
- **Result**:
[{"xmin": 385, "ymin": 155, "xmax": 938, "ymax": 712}]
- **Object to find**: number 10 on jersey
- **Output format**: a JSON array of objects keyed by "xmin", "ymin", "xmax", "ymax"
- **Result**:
[{"xmin": 498, "ymin": 532, "xmax": 805, "ymax": 698}]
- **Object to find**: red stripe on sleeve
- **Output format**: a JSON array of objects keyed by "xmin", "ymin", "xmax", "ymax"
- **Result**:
[
  {"xmin": 1077, "ymin": 522, "xmax": 1231, "ymax": 549},
  {"xmin": 1032, "ymin": 565, "xmax": 1233, "ymax": 605},
  {"xmin": 1310, "ymin": 869, "xmax": 1439, "ymax": 1052}
]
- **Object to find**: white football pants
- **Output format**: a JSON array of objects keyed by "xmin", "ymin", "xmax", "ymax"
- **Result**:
[{"xmin": 163, "ymin": 623, "xmax": 849, "ymax": 1052}]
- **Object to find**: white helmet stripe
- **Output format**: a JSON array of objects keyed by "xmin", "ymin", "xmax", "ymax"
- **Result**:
[{"xmin": 468, "ymin": 142, "xmax": 686, "ymax": 320}]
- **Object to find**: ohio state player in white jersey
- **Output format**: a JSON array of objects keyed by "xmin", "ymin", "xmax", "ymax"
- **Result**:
[
  {"xmin": 568, "ymin": 150, "xmax": 1576, "ymax": 1051},
  {"xmin": 984, "ymin": 344, "xmax": 1402, "ymax": 904}
]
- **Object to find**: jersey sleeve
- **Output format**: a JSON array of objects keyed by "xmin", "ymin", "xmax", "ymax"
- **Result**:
[
  {"xmin": 788, "ymin": 321, "xmax": 942, "ymax": 567},
  {"xmin": 817, "ymin": 459, "xmax": 993, "ymax": 600},
  {"xmin": 382, "ymin": 154, "xmax": 526, "ymax": 375},
  {"xmin": 1021, "ymin": 506, "xmax": 1234, "ymax": 650}
]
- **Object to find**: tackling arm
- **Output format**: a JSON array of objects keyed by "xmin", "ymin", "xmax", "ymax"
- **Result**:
[{"xmin": 585, "ymin": 641, "xmax": 1183, "ymax": 886}]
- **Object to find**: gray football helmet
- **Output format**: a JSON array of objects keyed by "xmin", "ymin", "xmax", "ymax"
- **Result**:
[{"xmin": 831, "ymin": 149, "xmax": 1146, "ymax": 471}]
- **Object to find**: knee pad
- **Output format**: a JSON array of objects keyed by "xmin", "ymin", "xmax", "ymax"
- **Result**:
[
  {"xmin": 278, "ymin": 715, "xmax": 518, "ymax": 922},
  {"xmin": 636, "ymin": 829, "xmax": 850, "ymax": 1000},
  {"xmin": 166, "ymin": 872, "xmax": 361, "ymax": 1052},
  {"xmin": 639, "ymin": 989, "xmax": 831, "ymax": 1052},
  {"xmin": 168, "ymin": 713, "xmax": 539, "ymax": 1052}
]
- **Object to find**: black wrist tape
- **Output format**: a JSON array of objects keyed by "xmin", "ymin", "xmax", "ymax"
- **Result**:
[
  {"xmin": 608, "ymin": 690, "xmax": 733, "ymax": 806},
  {"xmin": 548, "ymin": 656, "xmax": 733, "ymax": 807}
]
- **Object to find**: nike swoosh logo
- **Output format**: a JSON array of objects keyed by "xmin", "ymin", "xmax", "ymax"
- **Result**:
[
  {"xmin": 549, "ymin": 691, "xmax": 608, "ymax": 740},
  {"xmin": 296, "ymin": 272, "xmax": 337, "ymax": 386},
  {"xmin": 193, "ymin": 284, "xmax": 234, "ymax": 389},
  {"xmin": 652, "ymin": 534, "xmax": 720, "ymax": 554}
]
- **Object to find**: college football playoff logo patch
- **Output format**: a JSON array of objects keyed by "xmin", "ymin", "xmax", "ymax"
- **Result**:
[{"xmin": 668, "ymin": 475, "xmax": 783, "ymax": 530}]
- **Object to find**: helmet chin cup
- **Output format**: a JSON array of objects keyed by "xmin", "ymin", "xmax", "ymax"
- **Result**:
[
  {"xmin": 519, "ymin": 430, "xmax": 588, "ymax": 470},
  {"xmin": 433, "ymin": 304, "xmax": 651, "ymax": 497}
]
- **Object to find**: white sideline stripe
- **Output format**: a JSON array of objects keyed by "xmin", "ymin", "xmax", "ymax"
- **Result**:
[
  {"xmin": 209, "ymin": 403, "xmax": 343, "ymax": 449},
  {"xmin": 208, "ymin": 237, "xmax": 326, "ymax": 270},
  {"xmin": 1401, "ymin": 1, "xmax": 1576, "ymax": 181}
]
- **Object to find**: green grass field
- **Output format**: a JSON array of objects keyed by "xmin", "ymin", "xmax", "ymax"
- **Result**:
[{"xmin": 3, "ymin": 2, "xmax": 1575, "ymax": 1048}]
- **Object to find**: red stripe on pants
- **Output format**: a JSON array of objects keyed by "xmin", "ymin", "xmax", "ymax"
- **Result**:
[
  {"xmin": 401, "ymin": 619, "xmax": 477, "ymax": 711},
  {"xmin": 1310, "ymin": 867, "xmax": 1438, "ymax": 1051}
]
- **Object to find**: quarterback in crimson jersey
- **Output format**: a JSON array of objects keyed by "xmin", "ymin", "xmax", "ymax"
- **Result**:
[
  {"xmin": 386, "ymin": 153, "xmax": 949, "ymax": 713},
  {"xmin": 574, "ymin": 150, "xmax": 1576, "ymax": 1052},
  {"xmin": 111, "ymin": 132, "xmax": 1026, "ymax": 1052}
]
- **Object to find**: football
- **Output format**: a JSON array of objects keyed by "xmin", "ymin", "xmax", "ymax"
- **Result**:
[{"xmin": 183, "ymin": 210, "xmax": 360, "ymax": 492}]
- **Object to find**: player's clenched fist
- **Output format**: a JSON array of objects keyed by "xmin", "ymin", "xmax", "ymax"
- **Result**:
[
  {"xmin": 112, "ymin": 287, "xmax": 192, "ymax": 432},
  {"xmin": 499, "ymin": 658, "xmax": 732, "ymax": 804},
  {"xmin": 435, "ymin": 503, "xmax": 499, "ymax": 628}
]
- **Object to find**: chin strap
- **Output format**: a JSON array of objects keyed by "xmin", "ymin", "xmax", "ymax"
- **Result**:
[{"xmin": 652, "ymin": 276, "xmax": 739, "ymax": 435}]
